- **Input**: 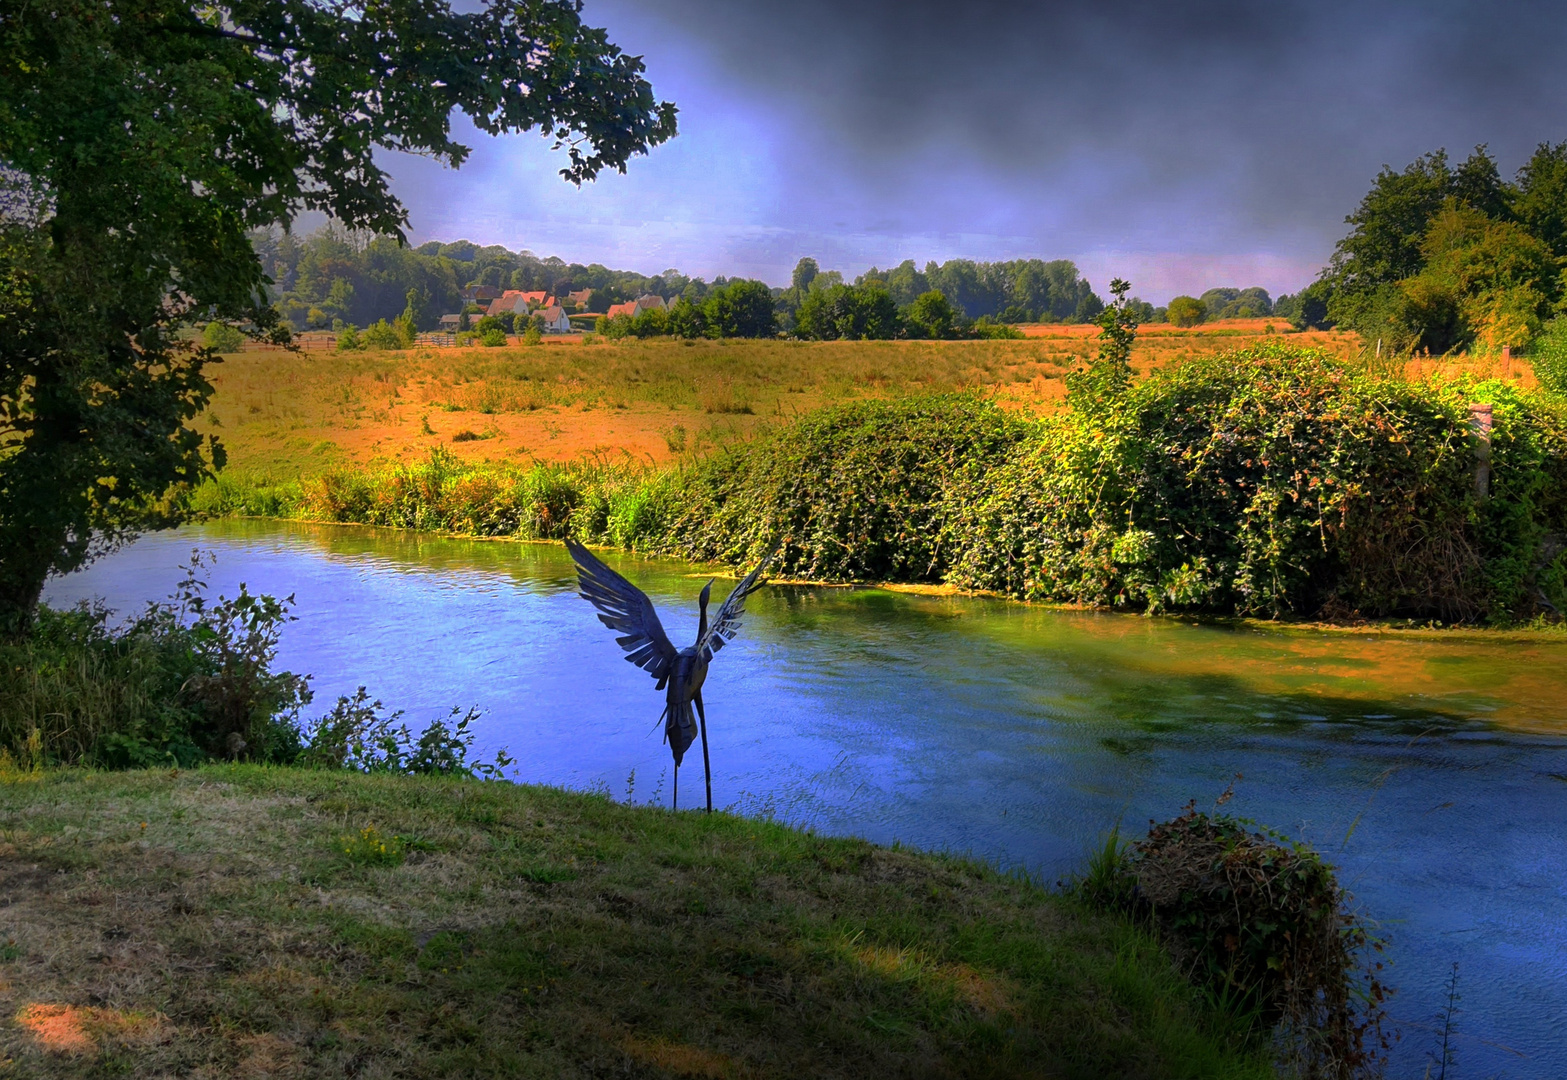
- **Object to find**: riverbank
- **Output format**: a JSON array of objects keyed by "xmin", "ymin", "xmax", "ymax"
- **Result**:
[
  {"xmin": 189, "ymin": 346, "xmax": 1567, "ymax": 625},
  {"xmin": 0, "ymin": 766, "xmax": 1270, "ymax": 1078}
]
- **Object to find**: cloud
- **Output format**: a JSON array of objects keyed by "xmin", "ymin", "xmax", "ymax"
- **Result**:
[{"xmin": 385, "ymin": 0, "xmax": 1567, "ymax": 299}]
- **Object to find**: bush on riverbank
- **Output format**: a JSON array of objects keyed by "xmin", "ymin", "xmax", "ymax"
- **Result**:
[
  {"xmin": 1076, "ymin": 805, "xmax": 1390, "ymax": 1080},
  {"xmin": 0, "ymin": 561, "xmax": 311, "ymax": 768},
  {"xmin": 947, "ymin": 345, "xmax": 1567, "ymax": 620},
  {"xmin": 0, "ymin": 560, "xmax": 507, "ymax": 772},
  {"xmin": 191, "ymin": 345, "xmax": 1567, "ymax": 622}
]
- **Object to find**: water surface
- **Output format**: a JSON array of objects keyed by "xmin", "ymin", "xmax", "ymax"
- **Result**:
[{"xmin": 46, "ymin": 520, "xmax": 1567, "ymax": 1077}]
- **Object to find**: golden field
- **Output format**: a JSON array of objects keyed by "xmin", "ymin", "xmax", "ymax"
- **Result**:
[{"xmin": 200, "ymin": 320, "xmax": 1532, "ymax": 478}]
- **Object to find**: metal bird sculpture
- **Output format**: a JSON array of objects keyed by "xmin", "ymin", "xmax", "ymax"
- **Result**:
[{"xmin": 565, "ymin": 539, "xmax": 776, "ymax": 812}]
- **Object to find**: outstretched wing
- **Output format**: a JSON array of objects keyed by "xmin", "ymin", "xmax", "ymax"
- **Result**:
[
  {"xmin": 565, "ymin": 539, "xmax": 678, "ymax": 685},
  {"xmin": 698, "ymin": 545, "xmax": 778, "ymax": 662}
]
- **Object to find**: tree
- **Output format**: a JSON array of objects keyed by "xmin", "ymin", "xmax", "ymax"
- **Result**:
[
  {"xmin": 1072, "ymin": 293, "xmax": 1105, "ymax": 323},
  {"xmin": 905, "ymin": 291, "xmax": 959, "ymax": 339},
  {"xmin": 794, "ymin": 284, "xmax": 900, "ymax": 340},
  {"xmin": 1389, "ymin": 203, "xmax": 1560, "ymax": 354},
  {"xmin": 0, "ymin": 0, "xmax": 676, "ymax": 635},
  {"xmin": 790, "ymin": 257, "xmax": 819, "ymax": 294},
  {"xmin": 1514, "ymin": 141, "xmax": 1567, "ymax": 259},
  {"xmin": 1167, "ymin": 296, "xmax": 1207, "ymax": 328},
  {"xmin": 665, "ymin": 297, "xmax": 706, "ymax": 339},
  {"xmin": 702, "ymin": 280, "xmax": 776, "ymax": 338},
  {"xmin": 201, "ymin": 322, "xmax": 246, "ymax": 353},
  {"xmin": 1067, "ymin": 277, "xmax": 1139, "ymax": 406}
]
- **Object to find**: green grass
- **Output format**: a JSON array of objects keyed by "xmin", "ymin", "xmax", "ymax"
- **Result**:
[{"xmin": 0, "ymin": 766, "xmax": 1271, "ymax": 1078}]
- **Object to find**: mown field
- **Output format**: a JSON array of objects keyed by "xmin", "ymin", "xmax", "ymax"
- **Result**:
[
  {"xmin": 201, "ymin": 321, "xmax": 1382, "ymax": 477},
  {"xmin": 0, "ymin": 767, "xmax": 1269, "ymax": 1079}
]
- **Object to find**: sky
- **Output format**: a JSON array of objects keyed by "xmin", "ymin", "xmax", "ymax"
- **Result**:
[{"xmin": 387, "ymin": 0, "xmax": 1567, "ymax": 303}]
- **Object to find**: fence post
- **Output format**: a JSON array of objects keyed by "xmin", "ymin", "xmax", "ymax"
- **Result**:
[{"xmin": 1468, "ymin": 402, "xmax": 1493, "ymax": 500}]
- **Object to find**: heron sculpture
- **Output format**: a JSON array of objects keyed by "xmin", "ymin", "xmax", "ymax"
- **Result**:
[{"xmin": 565, "ymin": 539, "xmax": 776, "ymax": 812}]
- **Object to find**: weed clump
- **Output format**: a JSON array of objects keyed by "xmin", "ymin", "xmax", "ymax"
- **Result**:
[
  {"xmin": 339, "ymin": 824, "xmax": 405, "ymax": 866},
  {"xmin": 1, "ymin": 555, "xmax": 512, "ymax": 776},
  {"xmin": 1079, "ymin": 804, "xmax": 1391, "ymax": 1080}
]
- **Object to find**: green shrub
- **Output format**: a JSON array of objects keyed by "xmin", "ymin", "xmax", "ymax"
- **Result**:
[
  {"xmin": 1, "ymin": 555, "xmax": 515, "ymax": 773},
  {"xmin": 203, "ymin": 354, "xmax": 1567, "ymax": 622},
  {"xmin": 479, "ymin": 326, "xmax": 508, "ymax": 347},
  {"xmin": 658, "ymin": 395, "xmax": 1026, "ymax": 580},
  {"xmin": 301, "ymin": 687, "xmax": 512, "ymax": 779},
  {"xmin": 362, "ymin": 318, "xmax": 406, "ymax": 350},
  {"xmin": 1531, "ymin": 315, "xmax": 1567, "ymax": 396},
  {"xmin": 945, "ymin": 344, "xmax": 1567, "ymax": 620},
  {"xmin": 200, "ymin": 321, "xmax": 246, "ymax": 352},
  {"xmin": 971, "ymin": 315, "xmax": 1025, "ymax": 339},
  {"xmin": 336, "ymin": 324, "xmax": 363, "ymax": 351},
  {"xmin": 1078, "ymin": 805, "xmax": 1390, "ymax": 1080},
  {"xmin": 0, "ymin": 555, "xmax": 310, "ymax": 767}
]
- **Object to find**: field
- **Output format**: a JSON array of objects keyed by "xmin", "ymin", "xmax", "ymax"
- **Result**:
[
  {"xmin": 0, "ymin": 766, "xmax": 1268, "ymax": 1078},
  {"xmin": 201, "ymin": 321, "xmax": 1382, "ymax": 477}
]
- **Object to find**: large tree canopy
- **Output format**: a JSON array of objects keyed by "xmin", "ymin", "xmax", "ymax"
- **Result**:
[
  {"xmin": 0, "ymin": 0, "xmax": 676, "ymax": 634},
  {"xmin": 1298, "ymin": 142, "xmax": 1567, "ymax": 348}
]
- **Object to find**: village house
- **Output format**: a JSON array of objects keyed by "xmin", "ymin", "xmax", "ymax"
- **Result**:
[
  {"xmin": 460, "ymin": 284, "xmax": 502, "ymax": 305},
  {"xmin": 566, "ymin": 288, "xmax": 593, "ymax": 308},
  {"xmin": 605, "ymin": 294, "xmax": 668, "ymax": 320},
  {"xmin": 485, "ymin": 290, "xmax": 556, "ymax": 317},
  {"xmin": 537, "ymin": 305, "xmax": 572, "ymax": 334}
]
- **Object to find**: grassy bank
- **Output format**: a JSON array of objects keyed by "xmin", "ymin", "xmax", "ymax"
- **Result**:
[
  {"xmin": 192, "ymin": 345, "xmax": 1567, "ymax": 623},
  {"xmin": 0, "ymin": 766, "xmax": 1271, "ymax": 1078}
]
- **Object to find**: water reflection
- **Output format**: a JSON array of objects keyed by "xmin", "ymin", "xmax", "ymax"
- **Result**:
[{"xmin": 45, "ymin": 519, "xmax": 1567, "ymax": 1076}]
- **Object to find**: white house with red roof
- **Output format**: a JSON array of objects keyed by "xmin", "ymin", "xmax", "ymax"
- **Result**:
[{"xmin": 537, "ymin": 305, "xmax": 572, "ymax": 334}]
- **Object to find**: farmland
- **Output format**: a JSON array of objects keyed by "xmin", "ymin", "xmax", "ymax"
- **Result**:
[{"xmin": 200, "ymin": 321, "xmax": 1381, "ymax": 477}]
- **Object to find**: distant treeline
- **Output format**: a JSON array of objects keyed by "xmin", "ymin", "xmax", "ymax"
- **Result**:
[
  {"xmin": 253, "ymin": 226, "xmax": 726, "ymax": 331},
  {"xmin": 253, "ymin": 224, "xmax": 1283, "ymax": 340},
  {"xmin": 1292, "ymin": 141, "xmax": 1567, "ymax": 354}
]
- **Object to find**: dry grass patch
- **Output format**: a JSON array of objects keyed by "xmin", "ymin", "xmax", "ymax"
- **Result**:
[
  {"xmin": 200, "ymin": 325, "xmax": 1365, "ymax": 478},
  {"xmin": 0, "ymin": 767, "xmax": 1271, "ymax": 1079}
]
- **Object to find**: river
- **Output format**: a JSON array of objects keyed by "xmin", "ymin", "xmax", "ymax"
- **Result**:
[{"xmin": 44, "ymin": 519, "xmax": 1567, "ymax": 1077}]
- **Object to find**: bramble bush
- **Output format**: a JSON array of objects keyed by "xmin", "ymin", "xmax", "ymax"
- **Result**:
[
  {"xmin": 945, "ymin": 345, "xmax": 1567, "ymax": 620},
  {"xmin": 655, "ymin": 395, "xmax": 1027, "ymax": 580}
]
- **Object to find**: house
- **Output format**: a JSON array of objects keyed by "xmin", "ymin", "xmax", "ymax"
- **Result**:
[
  {"xmin": 461, "ymin": 285, "xmax": 502, "ymax": 304},
  {"xmin": 566, "ymin": 288, "xmax": 593, "ymax": 308},
  {"xmin": 487, "ymin": 290, "xmax": 555, "ymax": 317},
  {"xmin": 537, "ymin": 305, "xmax": 572, "ymax": 334},
  {"xmin": 604, "ymin": 295, "xmax": 667, "ymax": 322},
  {"xmin": 438, "ymin": 314, "xmax": 463, "ymax": 331}
]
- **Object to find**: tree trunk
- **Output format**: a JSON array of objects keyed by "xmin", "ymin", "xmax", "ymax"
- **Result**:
[{"xmin": 0, "ymin": 542, "xmax": 55, "ymax": 640}]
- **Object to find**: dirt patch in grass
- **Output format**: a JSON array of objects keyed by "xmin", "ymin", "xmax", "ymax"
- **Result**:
[{"xmin": 0, "ymin": 767, "xmax": 1269, "ymax": 1078}]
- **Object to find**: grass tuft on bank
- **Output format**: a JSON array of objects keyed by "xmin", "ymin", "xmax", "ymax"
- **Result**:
[{"xmin": 0, "ymin": 767, "xmax": 1272, "ymax": 1078}]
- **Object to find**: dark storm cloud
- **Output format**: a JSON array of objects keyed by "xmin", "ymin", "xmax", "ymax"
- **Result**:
[{"xmin": 623, "ymin": 0, "xmax": 1567, "ymax": 237}]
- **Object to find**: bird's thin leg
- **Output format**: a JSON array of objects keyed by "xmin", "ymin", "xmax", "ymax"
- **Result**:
[
  {"xmin": 672, "ymin": 764, "xmax": 678, "ymax": 811},
  {"xmin": 695, "ymin": 691, "xmax": 712, "ymax": 814}
]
